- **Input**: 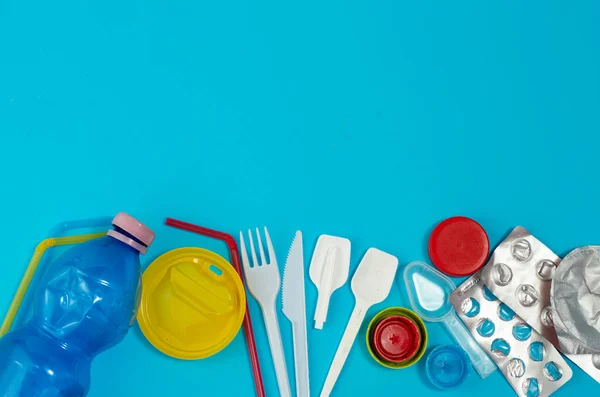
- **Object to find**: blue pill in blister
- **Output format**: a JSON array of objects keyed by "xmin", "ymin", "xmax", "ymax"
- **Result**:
[
  {"xmin": 483, "ymin": 285, "xmax": 498, "ymax": 301},
  {"xmin": 513, "ymin": 323, "xmax": 532, "ymax": 341},
  {"xmin": 529, "ymin": 342, "xmax": 545, "ymax": 362},
  {"xmin": 462, "ymin": 298, "xmax": 480, "ymax": 318},
  {"xmin": 491, "ymin": 338, "xmax": 511, "ymax": 357},
  {"xmin": 544, "ymin": 362, "xmax": 563, "ymax": 381},
  {"xmin": 477, "ymin": 319, "xmax": 495, "ymax": 338},
  {"xmin": 498, "ymin": 303, "xmax": 516, "ymax": 321},
  {"xmin": 523, "ymin": 378, "xmax": 541, "ymax": 397}
]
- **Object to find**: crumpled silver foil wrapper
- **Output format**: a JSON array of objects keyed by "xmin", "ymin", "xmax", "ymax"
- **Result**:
[{"xmin": 551, "ymin": 246, "xmax": 600, "ymax": 354}]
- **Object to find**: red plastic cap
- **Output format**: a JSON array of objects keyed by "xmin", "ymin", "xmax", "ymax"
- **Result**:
[
  {"xmin": 372, "ymin": 315, "xmax": 421, "ymax": 363},
  {"xmin": 428, "ymin": 216, "xmax": 490, "ymax": 277}
]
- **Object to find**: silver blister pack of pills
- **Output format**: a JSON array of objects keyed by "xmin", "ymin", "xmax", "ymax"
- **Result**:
[
  {"xmin": 480, "ymin": 227, "xmax": 600, "ymax": 383},
  {"xmin": 480, "ymin": 226, "xmax": 560, "ymax": 346},
  {"xmin": 451, "ymin": 271, "xmax": 572, "ymax": 397}
]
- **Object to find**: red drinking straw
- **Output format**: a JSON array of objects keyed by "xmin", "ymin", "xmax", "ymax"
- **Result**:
[{"xmin": 165, "ymin": 218, "xmax": 265, "ymax": 397}]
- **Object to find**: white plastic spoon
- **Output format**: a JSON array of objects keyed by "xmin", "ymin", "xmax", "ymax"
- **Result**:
[{"xmin": 319, "ymin": 248, "xmax": 399, "ymax": 397}]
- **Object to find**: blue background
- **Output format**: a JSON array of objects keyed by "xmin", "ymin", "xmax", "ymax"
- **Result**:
[{"xmin": 1, "ymin": 0, "xmax": 599, "ymax": 396}]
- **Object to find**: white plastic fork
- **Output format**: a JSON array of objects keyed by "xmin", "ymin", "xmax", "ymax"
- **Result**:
[{"xmin": 240, "ymin": 227, "xmax": 291, "ymax": 397}]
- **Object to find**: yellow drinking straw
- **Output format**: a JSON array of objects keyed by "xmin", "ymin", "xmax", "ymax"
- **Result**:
[{"xmin": 0, "ymin": 232, "xmax": 105, "ymax": 337}]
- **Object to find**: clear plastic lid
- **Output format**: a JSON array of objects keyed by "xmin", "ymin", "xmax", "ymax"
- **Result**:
[{"xmin": 404, "ymin": 261, "xmax": 456, "ymax": 322}]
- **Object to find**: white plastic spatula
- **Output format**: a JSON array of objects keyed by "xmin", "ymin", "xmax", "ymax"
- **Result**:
[
  {"xmin": 309, "ymin": 235, "xmax": 351, "ymax": 330},
  {"xmin": 319, "ymin": 248, "xmax": 399, "ymax": 397}
]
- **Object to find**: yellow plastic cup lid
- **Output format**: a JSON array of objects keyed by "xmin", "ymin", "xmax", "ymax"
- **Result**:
[{"xmin": 138, "ymin": 248, "xmax": 246, "ymax": 360}]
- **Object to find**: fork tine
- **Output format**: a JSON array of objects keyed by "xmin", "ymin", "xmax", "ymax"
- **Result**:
[
  {"xmin": 255, "ymin": 227, "xmax": 268, "ymax": 266},
  {"xmin": 264, "ymin": 226, "xmax": 276, "ymax": 265},
  {"xmin": 239, "ymin": 231, "xmax": 252, "ymax": 273},
  {"xmin": 248, "ymin": 229, "xmax": 260, "ymax": 267}
]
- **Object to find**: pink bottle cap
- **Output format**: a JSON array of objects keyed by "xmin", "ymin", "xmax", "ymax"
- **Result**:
[{"xmin": 107, "ymin": 212, "xmax": 155, "ymax": 254}]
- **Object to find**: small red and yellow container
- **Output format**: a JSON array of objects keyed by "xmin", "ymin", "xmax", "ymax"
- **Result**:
[{"xmin": 366, "ymin": 307, "xmax": 428, "ymax": 369}]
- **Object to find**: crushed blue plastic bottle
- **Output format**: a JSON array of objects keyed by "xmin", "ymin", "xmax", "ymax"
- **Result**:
[{"xmin": 0, "ymin": 215, "xmax": 152, "ymax": 397}]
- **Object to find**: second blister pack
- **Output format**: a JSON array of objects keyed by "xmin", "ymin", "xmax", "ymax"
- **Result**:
[
  {"xmin": 451, "ymin": 271, "xmax": 572, "ymax": 397},
  {"xmin": 480, "ymin": 227, "xmax": 600, "ymax": 383}
]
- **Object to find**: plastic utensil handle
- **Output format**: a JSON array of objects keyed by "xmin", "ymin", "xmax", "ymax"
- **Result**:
[
  {"xmin": 314, "ymin": 247, "xmax": 337, "ymax": 329},
  {"xmin": 292, "ymin": 321, "xmax": 310, "ymax": 397},
  {"xmin": 320, "ymin": 305, "xmax": 367, "ymax": 397},
  {"xmin": 314, "ymin": 291, "xmax": 331, "ymax": 330},
  {"xmin": 442, "ymin": 311, "xmax": 497, "ymax": 379},
  {"xmin": 263, "ymin": 308, "xmax": 292, "ymax": 397}
]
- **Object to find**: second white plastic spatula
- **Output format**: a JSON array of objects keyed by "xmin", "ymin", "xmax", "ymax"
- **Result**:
[
  {"xmin": 319, "ymin": 248, "xmax": 399, "ymax": 397},
  {"xmin": 309, "ymin": 235, "xmax": 351, "ymax": 330}
]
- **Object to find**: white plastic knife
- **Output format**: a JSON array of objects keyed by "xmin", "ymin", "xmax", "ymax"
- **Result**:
[{"xmin": 282, "ymin": 231, "xmax": 310, "ymax": 397}]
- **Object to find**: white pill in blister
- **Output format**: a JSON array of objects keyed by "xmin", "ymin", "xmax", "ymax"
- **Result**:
[
  {"xmin": 536, "ymin": 259, "xmax": 556, "ymax": 281},
  {"xmin": 516, "ymin": 284, "xmax": 539, "ymax": 307},
  {"xmin": 492, "ymin": 263, "xmax": 513, "ymax": 286},
  {"xmin": 512, "ymin": 238, "xmax": 532, "ymax": 261},
  {"xmin": 540, "ymin": 306, "xmax": 553, "ymax": 327}
]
